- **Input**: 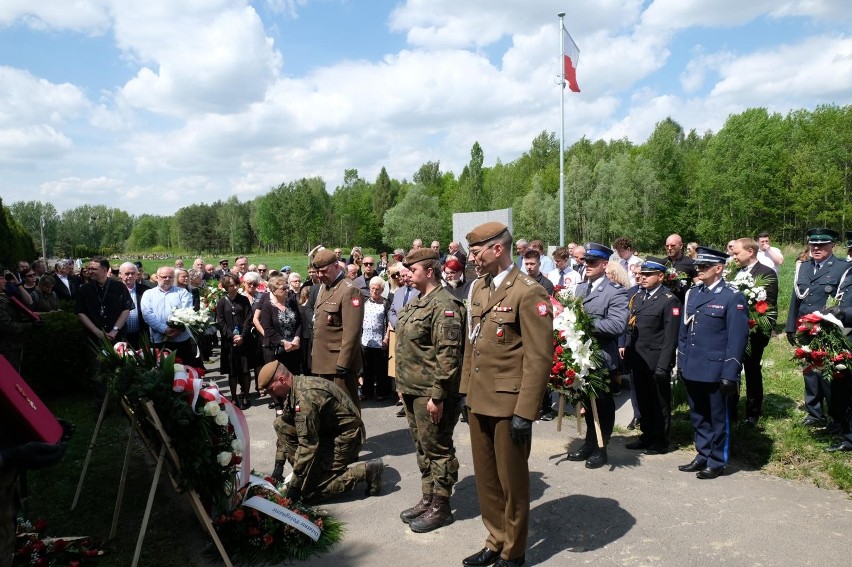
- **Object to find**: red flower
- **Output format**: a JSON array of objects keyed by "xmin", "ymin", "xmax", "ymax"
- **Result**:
[
  {"xmin": 69, "ymin": 562, "xmax": 81, "ymax": 567},
  {"xmin": 555, "ymin": 345, "xmax": 564, "ymax": 356},
  {"xmin": 800, "ymin": 313, "xmax": 823, "ymax": 324},
  {"xmin": 232, "ymin": 509, "xmax": 245, "ymax": 521},
  {"xmin": 263, "ymin": 534, "xmax": 274, "ymax": 546},
  {"xmin": 833, "ymin": 354, "xmax": 847, "ymax": 363},
  {"xmin": 754, "ymin": 300, "xmax": 768, "ymax": 314},
  {"xmin": 564, "ymin": 377, "xmax": 575, "ymax": 387},
  {"xmin": 33, "ymin": 519, "xmax": 47, "ymax": 532},
  {"xmin": 247, "ymin": 527, "xmax": 260, "ymax": 536},
  {"xmin": 566, "ymin": 368, "xmax": 576, "ymax": 378},
  {"xmin": 52, "ymin": 539, "xmax": 67, "ymax": 552},
  {"xmin": 748, "ymin": 319, "xmax": 757, "ymax": 329},
  {"xmin": 811, "ymin": 351, "xmax": 827, "ymax": 365},
  {"xmin": 809, "ymin": 324, "xmax": 821, "ymax": 336},
  {"xmin": 794, "ymin": 348, "xmax": 808, "ymax": 359}
]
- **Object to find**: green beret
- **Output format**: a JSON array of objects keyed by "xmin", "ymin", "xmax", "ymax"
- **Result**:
[
  {"xmin": 466, "ymin": 222, "xmax": 509, "ymax": 247},
  {"xmin": 403, "ymin": 248, "xmax": 439, "ymax": 267}
]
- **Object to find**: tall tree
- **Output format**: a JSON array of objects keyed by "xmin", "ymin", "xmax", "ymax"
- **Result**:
[
  {"xmin": 382, "ymin": 185, "xmax": 445, "ymax": 249},
  {"xmin": 9, "ymin": 201, "xmax": 59, "ymax": 257}
]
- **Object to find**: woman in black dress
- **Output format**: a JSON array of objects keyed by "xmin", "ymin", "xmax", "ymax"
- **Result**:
[{"xmin": 215, "ymin": 274, "xmax": 254, "ymax": 409}]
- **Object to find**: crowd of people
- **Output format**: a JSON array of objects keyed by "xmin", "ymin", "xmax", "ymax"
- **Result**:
[{"xmin": 2, "ymin": 225, "xmax": 852, "ymax": 567}]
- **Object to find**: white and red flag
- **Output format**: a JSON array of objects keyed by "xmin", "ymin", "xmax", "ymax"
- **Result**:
[{"xmin": 563, "ymin": 28, "xmax": 581, "ymax": 93}]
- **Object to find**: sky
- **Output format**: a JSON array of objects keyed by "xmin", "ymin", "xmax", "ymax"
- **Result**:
[{"xmin": 1, "ymin": 0, "xmax": 851, "ymax": 216}]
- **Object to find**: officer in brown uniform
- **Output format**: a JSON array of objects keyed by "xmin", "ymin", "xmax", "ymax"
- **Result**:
[
  {"xmin": 460, "ymin": 222, "xmax": 553, "ymax": 567},
  {"xmin": 258, "ymin": 361, "xmax": 383, "ymax": 503},
  {"xmin": 310, "ymin": 248, "xmax": 364, "ymax": 409},
  {"xmin": 395, "ymin": 248, "xmax": 465, "ymax": 533}
]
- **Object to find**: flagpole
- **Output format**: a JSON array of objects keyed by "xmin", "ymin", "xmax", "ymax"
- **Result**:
[{"xmin": 557, "ymin": 12, "xmax": 566, "ymax": 247}]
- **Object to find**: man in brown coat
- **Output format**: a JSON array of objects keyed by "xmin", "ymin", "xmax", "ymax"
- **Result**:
[
  {"xmin": 310, "ymin": 248, "xmax": 364, "ymax": 409},
  {"xmin": 460, "ymin": 222, "xmax": 553, "ymax": 567}
]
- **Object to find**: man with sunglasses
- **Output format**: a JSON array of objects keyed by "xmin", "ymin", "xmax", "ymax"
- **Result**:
[
  {"xmin": 677, "ymin": 247, "xmax": 748, "ymax": 479},
  {"xmin": 785, "ymin": 228, "xmax": 847, "ymax": 429}
]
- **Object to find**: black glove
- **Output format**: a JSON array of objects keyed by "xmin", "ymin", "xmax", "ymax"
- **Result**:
[
  {"xmin": 510, "ymin": 415, "xmax": 532, "ymax": 445},
  {"xmin": 828, "ymin": 306, "xmax": 846, "ymax": 320},
  {"xmin": 653, "ymin": 370, "xmax": 670, "ymax": 384},
  {"xmin": 719, "ymin": 379, "xmax": 738, "ymax": 396},
  {"xmin": 285, "ymin": 485, "xmax": 302, "ymax": 502},
  {"xmin": 335, "ymin": 365, "xmax": 348, "ymax": 376},
  {"xmin": 0, "ymin": 442, "xmax": 67, "ymax": 470},
  {"xmin": 786, "ymin": 332, "xmax": 797, "ymax": 346}
]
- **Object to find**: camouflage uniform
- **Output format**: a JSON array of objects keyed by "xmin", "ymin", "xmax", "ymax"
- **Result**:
[
  {"xmin": 273, "ymin": 374, "xmax": 367, "ymax": 503},
  {"xmin": 396, "ymin": 286, "xmax": 465, "ymax": 497}
]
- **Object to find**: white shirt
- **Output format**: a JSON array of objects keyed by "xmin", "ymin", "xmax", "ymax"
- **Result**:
[
  {"xmin": 757, "ymin": 247, "xmax": 782, "ymax": 273},
  {"xmin": 547, "ymin": 267, "xmax": 580, "ymax": 288},
  {"xmin": 618, "ymin": 254, "xmax": 642, "ymax": 287}
]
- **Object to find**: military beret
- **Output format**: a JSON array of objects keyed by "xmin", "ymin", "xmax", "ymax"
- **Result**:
[
  {"xmin": 640, "ymin": 256, "xmax": 668, "ymax": 273},
  {"xmin": 584, "ymin": 242, "xmax": 613, "ymax": 261},
  {"xmin": 694, "ymin": 246, "xmax": 727, "ymax": 265},
  {"xmin": 403, "ymin": 248, "xmax": 439, "ymax": 267},
  {"xmin": 807, "ymin": 227, "xmax": 839, "ymax": 244},
  {"xmin": 312, "ymin": 248, "xmax": 338, "ymax": 268},
  {"xmin": 466, "ymin": 222, "xmax": 509, "ymax": 247},
  {"xmin": 846, "ymin": 230, "xmax": 852, "ymax": 248},
  {"xmin": 257, "ymin": 361, "xmax": 281, "ymax": 390}
]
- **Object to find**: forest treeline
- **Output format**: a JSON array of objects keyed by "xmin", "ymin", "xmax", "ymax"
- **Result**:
[{"xmin": 8, "ymin": 105, "xmax": 852, "ymax": 258}]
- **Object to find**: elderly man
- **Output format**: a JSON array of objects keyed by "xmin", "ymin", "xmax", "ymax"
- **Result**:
[
  {"xmin": 448, "ymin": 241, "xmax": 467, "ymax": 267},
  {"xmin": 311, "ymin": 249, "xmax": 364, "ymax": 408},
  {"xmin": 571, "ymin": 246, "xmax": 586, "ymax": 280},
  {"xmin": 677, "ymin": 247, "xmax": 748, "ymax": 479},
  {"xmin": 259, "ymin": 361, "xmax": 384, "ymax": 502},
  {"xmin": 140, "ymin": 266, "xmax": 201, "ymax": 367},
  {"xmin": 396, "ymin": 248, "xmax": 465, "ymax": 533},
  {"xmin": 461, "ymin": 222, "xmax": 552, "ymax": 567},
  {"xmin": 118, "ymin": 262, "xmax": 150, "ymax": 348}
]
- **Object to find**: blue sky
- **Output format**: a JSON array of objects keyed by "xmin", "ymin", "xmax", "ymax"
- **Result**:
[{"xmin": 1, "ymin": 0, "xmax": 850, "ymax": 215}]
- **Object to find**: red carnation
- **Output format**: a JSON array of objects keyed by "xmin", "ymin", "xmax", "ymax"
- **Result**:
[
  {"xmin": 811, "ymin": 351, "xmax": 827, "ymax": 365},
  {"xmin": 810, "ymin": 324, "xmax": 822, "ymax": 335},
  {"xmin": 754, "ymin": 300, "xmax": 768, "ymax": 314},
  {"xmin": 564, "ymin": 377, "xmax": 575, "ymax": 387},
  {"xmin": 748, "ymin": 319, "xmax": 757, "ymax": 329},
  {"xmin": 833, "ymin": 354, "xmax": 847, "ymax": 363},
  {"xmin": 566, "ymin": 368, "xmax": 576, "ymax": 378},
  {"xmin": 555, "ymin": 345, "xmax": 564, "ymax": 356},
  {"xmin": 800, "ymin": 313, "xmax": 823, "ymax": 324},
  {"xmin": 263, "ymin": 534, "xmax": 274, "ymax": 546},
  {"xmin": 794, "ymin": 348, "xmax": 808, "ymax": 359},
  {"xmin": 233, "ymin": 508, "xmax": 245, "ymax": 521}
]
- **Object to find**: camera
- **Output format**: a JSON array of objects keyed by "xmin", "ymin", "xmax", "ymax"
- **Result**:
[{"xmin": 4, "ymin": 270, "xmax": 16, "ymax": 282}]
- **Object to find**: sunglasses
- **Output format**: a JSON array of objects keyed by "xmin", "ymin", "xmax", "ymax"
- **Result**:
[{"xmin": 363, "ymin": 262, "xmax": 374, "ymax": 266}]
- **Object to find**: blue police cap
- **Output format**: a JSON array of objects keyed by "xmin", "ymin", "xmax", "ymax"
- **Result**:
[
  {"xmin": 584, "ymin": 243, "xmax": 613, "ymax": 261},
  {"xmin": 806, "ymin": 228, "xmax": 839, "ymax": 244},
  {"xmin": 693, "ymin": 246, "xmax": 727, "ymax": 265},
  {"xmin": 640, "ymin": 256, "xmax": 668, "ymax": 273}
]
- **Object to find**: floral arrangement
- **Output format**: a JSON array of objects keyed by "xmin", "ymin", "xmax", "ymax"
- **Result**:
[
  {"xmin": 97, "ymin": 340, "xmax": 342, "ymax": 561},
  {"xmin": 662, "ymin": 267, "xmax": 689, "ymax": 294},
  {"xmin": 214, "ymin": 479, "xmax": 343, "ymax": 564},
  {"xmin": 168, "ymin": 306, "xmax": 213, "ymax": 339},
  {"xmin": 548, "ymin": 287, "xmax": 610, "ymax": 405},
  {"xmin": 14, "ymin": 518, "xmax": 105, "ymax": 566},
  {"xmin": 200, "ymin": 283, "xmax": 227, "ymax": 314},
  {"xmin": 793, "ymin": 312, "xmax": 852, "ymax": 379},
  {"xmin": 728, "ymin": 271, "xmax": 777, "ymax": 347}
]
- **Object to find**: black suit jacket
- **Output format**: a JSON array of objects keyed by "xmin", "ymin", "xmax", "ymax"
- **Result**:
[
  {"xmin": 625, "ymin": 286, "xmax": 681, "ymax": 374},
  {"xmin": 742, "ymin": 261, "xmax": 778, "ymax": 328},
  {"xmin": 54, "ymin": 274, "xmax": 82, "ymax": 301}
]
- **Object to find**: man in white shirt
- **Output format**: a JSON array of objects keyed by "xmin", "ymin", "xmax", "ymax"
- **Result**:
[
  {"xmin": 547, "ymin": 247, "xmax": 579, "ymax": 291},
  {"xmin": 756, "ymin": 231, "xmax": 784, "ymax": 272},
  {"xmin": 613, "ymin": 237, "xmax": 642, "ymax": 287}
]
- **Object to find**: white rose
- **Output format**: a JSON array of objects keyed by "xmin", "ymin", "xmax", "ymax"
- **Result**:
[
  {"xmin": 217, "ymin": 452, "xmax": 233, "ymax": 467},
  {"xmin": 214, "ymin": 411, "xmax": 229, "ymax": 426},
  {"xmin": 231, "ymin": 439, "xmax": 243, "ymax": 453},
  {"xmin": 204, "ymin": 401, "xmax": 221, "ymax": 416}
]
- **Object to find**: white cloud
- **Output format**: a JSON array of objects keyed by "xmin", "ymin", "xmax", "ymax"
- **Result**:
[{"xmin": 0, "ymin": 0, "xmax": 111, "ymax": 34}]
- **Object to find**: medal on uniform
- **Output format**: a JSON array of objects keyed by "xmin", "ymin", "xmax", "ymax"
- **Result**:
[
  {"xmin": 327, "ymin": 314, "xmax": 333, "ymax": 323},
  {"xmin": 496, "ymin": 325, "xmax": 504, "ymax": 338}
]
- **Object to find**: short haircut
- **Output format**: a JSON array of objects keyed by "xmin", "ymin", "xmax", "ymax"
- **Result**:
[
  {"xmin": 369, "ymin": 276, "xmax": 385, "ymax": 288},
  {"xmin": 523, "ymin": 249, "xmax": 541, "ymax": 260},
  {"xmin": 90, "ymin": 256, "xmax": 110, "ymax": 269},
  {"xmin": 242, "ymin": 271, "xmax": 261, "ymax": 284},
  {"xmin": 528, "ymin": 240, "xmax": 544, "ymax": 252},
  {"xmin": 736, "ymin": 238, "xmax": 759, "ymax": 254},
  {"xmin": 552, "ymin": 247, "xmax": 570, "ymax": 261},
  {"xmin": 612, "ymin": 237, "xmax": 632, "ymax": 251},
  {"xmin": 219, "ymin": 274, "xmax": 238, "ymax": 288},
  {"xmin": 757, "ymin": 231, "xmax": 770, "ymax": 239}
]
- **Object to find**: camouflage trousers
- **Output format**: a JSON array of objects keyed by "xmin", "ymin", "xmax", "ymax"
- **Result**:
[
  {"xmin": 273, "ymin": 416, "xmax": 366, "ymax": 503},
  {"xmin": 402, "ymin": 394, "xmax": 461, "ymax": 497}
]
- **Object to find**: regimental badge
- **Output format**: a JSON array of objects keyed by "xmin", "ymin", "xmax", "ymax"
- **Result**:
[
  {"xmin": 351, "ymin": 298, "xmax": 361, "ymax": 307},
  {"xmin": 444, "ymin": 310, "xmax": 455, "ymax": 317},
  {"xmin": 536, "ymin": 301, "xmax": 548, "ymax": 316},
  {"xmin": 496, "ymin": 325, "xmax": 504, "ymax": 338},
  {"xmin": 295, "ymin": 404, "xmax": 300, "ymax": 413},
  {"xmin": 327, "ymin": 314, "xmax": 333, "ymax": 323},
  {"xmin": 672, "ymin": 307, "xmax": 680, "ymax": 316}
]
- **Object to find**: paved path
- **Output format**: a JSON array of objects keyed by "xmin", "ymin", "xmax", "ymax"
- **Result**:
[{"xmin": 204, "ymin": 365, "xmax": 851, "ymax": 567}]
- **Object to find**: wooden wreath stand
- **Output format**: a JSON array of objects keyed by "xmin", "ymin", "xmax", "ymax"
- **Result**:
[
  {"xmin": 554, "ymin": 393, "xmax": 604, "ymax": 448},
  {"xmin": 71, "ymin": 394, "xmax": 233, "ymax": 567}
]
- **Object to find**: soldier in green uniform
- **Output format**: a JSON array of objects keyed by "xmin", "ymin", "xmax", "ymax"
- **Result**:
[
  {"xmin": 395, "ymin": 248, "xmax": 465, "ymax": 533},
  {"xmin": 258, "ymin": 361, "xmax": 384, "ymax": 504}
]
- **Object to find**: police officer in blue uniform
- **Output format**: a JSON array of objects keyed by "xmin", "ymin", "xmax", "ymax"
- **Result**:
[
  {"xmin": 624, "ymin": 256, "xmax": 681, "ymax": 454},
  {"xmin": 784, "ymin": 228, "xmax": 847, "ymax": 427},
  {"xmin": 677, "ymin": 247, "xmax": 749, "ymax": 479},
  {"xmin": 567, "ymin": 243, "xmax": 628, "ymax": 469}
]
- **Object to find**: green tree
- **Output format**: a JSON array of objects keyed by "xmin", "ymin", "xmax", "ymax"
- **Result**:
[
  {"xmin": 1, "ymin": 198, "xmax": 37, "ymax": 267},
  {"xmin": 382, "ymin": 185, "xmax": 444, "ymax": 249},
  {"xmin": 8, "ymin": 201, "xmax": 59, "ymax": 257}
]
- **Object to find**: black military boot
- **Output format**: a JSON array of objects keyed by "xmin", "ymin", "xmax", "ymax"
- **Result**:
[
  {"xmin": 364, "ymin": 458, "xmax": 384, "ymax": 496},
  {"xmin": 400, "ymin": 494, "xmax": 433, "ymax": 524},
  {"xmin": 409, "ymin": 494, "xmax": 454, "ymax": 533},
  {"xmin": 271, "ymin": 460, "xmax": 285, "ymax": 484}
]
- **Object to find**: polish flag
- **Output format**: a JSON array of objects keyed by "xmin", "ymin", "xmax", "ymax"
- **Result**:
[{"xmin": 563, "ymin": 29, "xmax": 581, "ymax": 93}]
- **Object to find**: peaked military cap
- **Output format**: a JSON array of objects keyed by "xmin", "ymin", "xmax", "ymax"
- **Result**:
[
  {"xmin": 640, "ymin": 256, "xmax": 668, "ymax": 273},
  {"xmin": 403, "ymin": 248, "xmax": 439, "ymax": 267},
  {"xmin": 311, "ymin": 248, "xmax": 338, "ymax": 268},
  {"xmin": 466, "ymin": 222, "xmax": 509, "ymax": 246},
  {"xmin": 584, "ymin": 243, "xmax": 613, "ymax": 261},
  {"xmin": 693, "ymin": 246, "xmax": 728, "ymax": 265},
  {"xmin": 806, "ymin": 228, "xmax": 839, "ymax": 244}
]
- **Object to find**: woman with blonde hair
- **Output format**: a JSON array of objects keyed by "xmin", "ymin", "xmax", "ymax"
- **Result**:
[
  {"xmin": 259, "ymin": 275, "xmax": 303, "ymax": 415},
  {"xmin": 686, "ymin": 242, "xmax": 699, "ymax": 260}
]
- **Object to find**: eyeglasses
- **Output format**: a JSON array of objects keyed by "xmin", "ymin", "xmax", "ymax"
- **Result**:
[
  {"xmin": 258, "ymin": 269, "xmax": 267, "ymax": 272},
  {"xmin": 245, "ymin": 282, "xmax": 257, "ymax": 286},
  {"xmin": 363, "ymin": 262, "xmax": 374, "ymax": 266},
  {"xmin": 471, "ymin": 243, "xmax": 496, "ymax": 260},
  {"xmin": 390, "ymin": 273, "xmax": 400, "ymax": 279}
]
